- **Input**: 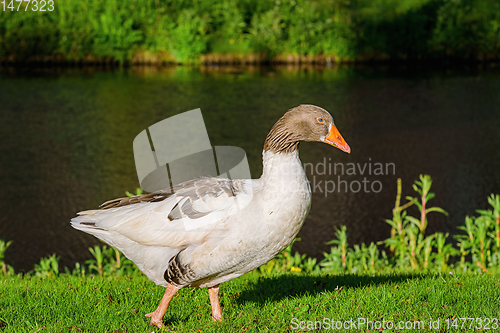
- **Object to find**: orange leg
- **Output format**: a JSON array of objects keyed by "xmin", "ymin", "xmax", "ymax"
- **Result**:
[
  {"xmin": 208, "ymin": 285, "xmax": 222, "ymax": 321},
  {"xmin": 145, "ymin": 284, "xmax": 178, "ymax": 328}
]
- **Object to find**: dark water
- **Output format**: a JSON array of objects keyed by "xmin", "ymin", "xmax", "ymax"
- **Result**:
[{"xmin": 1, "ymin": 64, "xmax": 500, "ymax": 272}]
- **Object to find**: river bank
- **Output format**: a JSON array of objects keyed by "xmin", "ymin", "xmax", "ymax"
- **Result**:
[{"xmin": 2, "ymin": 52, "xmax": 500, "ymax": 67}]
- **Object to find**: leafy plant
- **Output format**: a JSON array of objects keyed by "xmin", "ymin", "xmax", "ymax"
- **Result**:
[
  {"xmin": 432, "ymin": 232, "xmax": 459, "ymax": 271},
  {"xmin": 383, "ymin": 178, "xmax": 414, "ymax": 265},
  {"xmin": 0, "ymin": 240, "xmax": 14, "ymax": 276},
  {"xmin": 432, "ymin": 0, "xmax": 500, "ymax": 58},
  {"xmin": 455, "ymin": 194, "xmax": 500, "ymax": 272},
  {"xmin": 247, "ymin": 6, "xmax": 285, "ymax": 59},
  {"xmin": 85, "ymin": 244, "xmax": 138, "ymax": 277},
  {"xmin": 125, "ymin": 187, "xmax": 143, "ymax": 197},
  {"xmin": 91, "ymin": 2, "xmax": 144, "ymax": 63},
  {"xmin": 405, "ymin": 175, "xmax": 448, "ymax": 236},
  {"xmin": 66, "ymin": 262, "xmax": 86, "ymax": 277},
  {"xmin": 321, "ymin": 228, "xmax": 389, "ymax": 274},
  {"xmin": 477, "ymin": 194, "xmax": 500, "ymax": 254},
  {"xmin": 320, "ymin": 226, "xmax": 348, "ymax": 274},
  {"xmin": 34, "ymin": 254, "xmax": 60, "ymax": 278},
  {"xmin": 87, "ymin": 245, "xmax": 105, "ymax": 276},
  {"xmin": 383, "ymin": 175, "xmax": 449, "ymax": 271},
  {"xmin": 257, "ymin": 239, "xmax": 314, "ymax": 275},
  {"xmin": 168, "ymin": 9, "xmax": 209, "ymax": 63}
]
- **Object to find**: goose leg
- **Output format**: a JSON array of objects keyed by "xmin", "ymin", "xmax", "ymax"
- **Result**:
[
  {"xmin": 208, "ymin": 284, "xmax": 222, "ymax": 321},
  {"xmin": 145, "ymin": 284, "xmax": 178, "ymax": 328}
]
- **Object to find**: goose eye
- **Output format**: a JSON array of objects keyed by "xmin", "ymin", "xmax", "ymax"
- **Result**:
[{"xmin": 317, "ymin": 118, "xmax": 324, "ymax": 123}]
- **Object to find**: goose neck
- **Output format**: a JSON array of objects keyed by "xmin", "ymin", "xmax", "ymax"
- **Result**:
[{"xmin": 260, "ymin": 150, "xmax": 306, "ymax": 184}]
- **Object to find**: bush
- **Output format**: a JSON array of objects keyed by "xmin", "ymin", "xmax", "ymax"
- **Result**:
[{"xmin": 1, "ymin": 0, "xmax": 499, "ymax": 63}]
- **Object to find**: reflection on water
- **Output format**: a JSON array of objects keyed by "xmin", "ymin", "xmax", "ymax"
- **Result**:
[{"xmin": 1, "ymin": 64, "xmax": 500, "ymax": 271}]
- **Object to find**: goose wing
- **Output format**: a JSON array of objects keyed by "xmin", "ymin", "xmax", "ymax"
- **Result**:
[{"xmin": 71, "ymin": 178, "xmax": 254, "ymax": 249}]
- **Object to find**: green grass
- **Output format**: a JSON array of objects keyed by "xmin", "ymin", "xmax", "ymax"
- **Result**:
[{"xmin": 1, "ymin": 272, "xmax": 499, "ymax": 332}]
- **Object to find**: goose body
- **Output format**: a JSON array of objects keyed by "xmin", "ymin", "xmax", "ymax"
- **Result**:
[{"xmin": 71, "ymin": 104, "xmax": 350, "ymax": 327}]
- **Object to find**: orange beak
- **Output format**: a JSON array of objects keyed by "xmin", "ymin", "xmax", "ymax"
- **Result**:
[{"xmin": 324, "ymin": 125, "xmax": 351, "ymax": 153}]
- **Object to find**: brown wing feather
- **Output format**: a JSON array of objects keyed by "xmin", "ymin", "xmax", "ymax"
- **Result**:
[
  {"xmin": 99, "ymin": 178, "xmax": 245, "ymax": 222},
  {"xmin": 100, "ymin": 190, "xmax": 174, "ymax": 210}
]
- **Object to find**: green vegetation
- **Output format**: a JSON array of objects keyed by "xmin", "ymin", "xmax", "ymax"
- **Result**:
[
  {"xmin": 1, "ymin": 175, "xmax": 500, "ymax": 330},
  {"xmin": 0, "ymin": 240, "xmax": 13, "ymax": 277},
  {"xmin": 1, "ymin": 0, "xmax": 499, "ymax": 64},
  {"xmin": 1, "ymin": 272, "xmax": 499, "ymax": 332},
  {"xmin": 261, "ymin": 175, "xmax": 500, "ymax": 275}
]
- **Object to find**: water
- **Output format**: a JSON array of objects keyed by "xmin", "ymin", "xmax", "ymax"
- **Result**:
[{"xmin": 1, "ymin": 64, "xmax": 500, "ymax": 271}]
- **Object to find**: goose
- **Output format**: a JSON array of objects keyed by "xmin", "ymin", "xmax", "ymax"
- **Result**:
[{"xmin": 71, "ymin": 104, "xmax": 350, "ymax": 328}]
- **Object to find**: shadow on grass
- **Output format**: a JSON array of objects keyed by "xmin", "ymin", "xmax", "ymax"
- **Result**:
[
  {"xmin": 237, "ymin": 273, "xmax": 428, "ymax": 304},
  {"xmin": 159, "ymin": 273, "xmax": 432, "ymax": 326}
]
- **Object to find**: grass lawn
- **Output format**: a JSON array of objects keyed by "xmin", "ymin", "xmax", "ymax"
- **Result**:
[{"xmin": 1, "ymin": 272, "xmax": 499, "ymax": 332}]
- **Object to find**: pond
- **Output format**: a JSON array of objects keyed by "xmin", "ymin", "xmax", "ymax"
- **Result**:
[{"xmin": 1, "ymin": 64, "xmax": 500, "ymax": 271}]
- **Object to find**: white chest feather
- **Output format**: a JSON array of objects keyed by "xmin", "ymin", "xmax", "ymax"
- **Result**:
[
  {"xmin": 192, "ymin": 151, "xmax": 312, "ymax": 287},
  {"xmin": 258, "ymin": 151, "xmax": 311, "ymax": 244},
  {"xmin": 224, "ymin": 152, "xmax": 311, "ymax": 264}
]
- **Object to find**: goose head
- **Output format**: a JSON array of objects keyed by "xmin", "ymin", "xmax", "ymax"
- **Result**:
[{"xmin": 263, "ymin": 104, "xmax": 351, "ymax": 154}]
